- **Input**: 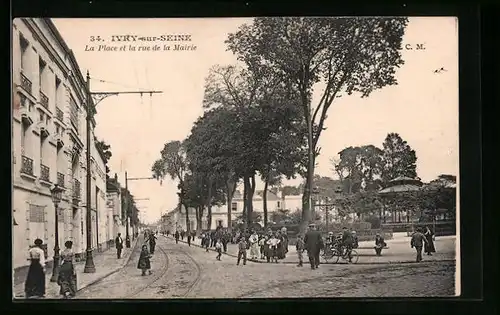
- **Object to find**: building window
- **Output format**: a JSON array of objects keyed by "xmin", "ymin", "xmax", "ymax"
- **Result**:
[
  {"xmin": 39, "ymin": 58, "xmax": 46, "ymax": 91},
  {"xmin": 20, "ymin": 35, "xmax": 28, "ymax": 71},
  {"xmin": 55, "ymin": 76, "xmax": 61, "ymax": 105},
  {"xmin": 231, "ymin": 202, "xmax": 237, "ymax": 211},
  {"xmin": 21, "ymin": 123, "xmax": 27, "ymax": 155},
  {"xmin": 29, "ymin": 204, "xmax": 45, "ymax": 222}
]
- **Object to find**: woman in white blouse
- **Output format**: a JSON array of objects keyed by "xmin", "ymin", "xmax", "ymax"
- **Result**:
[{"xmin": 24, "ymin": 238, "xmax": 46, "ymax": 298}]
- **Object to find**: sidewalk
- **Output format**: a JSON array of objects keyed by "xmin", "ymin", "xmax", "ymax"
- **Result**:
[
  {"xmin": 165, "ymin": 235, "xmax": 456, "ymax": 265},
  {"xmin": 13, "ymin": 237, "xmax": 139, "ymax": 299}
]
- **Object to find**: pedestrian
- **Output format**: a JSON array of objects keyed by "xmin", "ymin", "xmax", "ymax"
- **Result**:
[
  {"xmin": 115, "ymin": 233, "xmax": 124, "ymax": 259},
  {"xmin": 180, "ymin": 230, "xmax": 185, "ymax": 240},
  {"xmin": 424, "ymin": 226, "xmax": 436, "ymax": 256},
  {"xmin": 174, "ymin": 230, "xmax": 180, "ymax": 244},
  {"xmin": 411, "ymin": 228, "xmax": 428, "ymax": 262},
  {"xmin": 296, "ymin": 234, "xmax": 305, "ymax": 267},
  {"xmin": 222, "ymin": 231, "xmax": 229, "ymax": 253},
  {"xmin": 187, "ymin": 234, "xmax": 191, "ymax": 247},
  {"xmin": 137, "ymin": 244, "xmax": 152, "ymax": 276},
  {"xmin": 58, "ymin": 241, "xmax": 77, "ymax": 299},
  {"xmin": 149, "ymin": 233, "xmax": 157, "ymax": 254},
  {"xmin": 341, "ymin": 227, "xmax": 354, "ymax": 263},
  {"xmin": 166, "ymin": 230, "xmax": 170, "ymax": 237},
  {"xmin": 211, "ymin": 231, "xmax": 217, "ymax": 247},
  {"xmin": 236, "ymin": 237, "xmax": 248, "ymax": 266},
  {"xmin": 258, "ymin": 235, "xmax": 266, "ymax": 260},
  {"xmin": 351, "ymin": 230, "xmax": 359, "ymax": 249},
  {"xmin": 304, "ymin": 223, "xmax": 322, "ymax": 269},
  {"xmin": 24, "ymin": 238, "xmax": 46, "ymax": 299},
  {"xmin": 204, "ymin": 233, "xmax": 211, "ymax": 252},
  {"xmin": 215, "ymin": 239, "xmax": 223, "ymax": 260},
  {"xmin": 374, "ymin": 232, "xmax": 386, "ymax": 256},
  {"xmin": 249, "ymin": 231, "xmax": 259, "ymax": 260},
  {"xmin": 280, "ymin": 227, "xmax": 289, "ymax": 259},
  {"xmin": 266, "ymin": 233, "xmax": 280, "ymax": 263}
]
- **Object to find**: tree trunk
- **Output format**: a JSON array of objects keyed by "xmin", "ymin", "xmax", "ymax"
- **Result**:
[
  {"xmin": 226, "ymin": 178, "xmax": 237, "ymax": 232},
  {"xmin": 242, "ymin": 176, "xmax": 249, "ymax": 230},
  {"xmin": 196, "ymin": 206, "xmax": 203, "ymax": 234},
  {"xmin": 183, "ymin": 203, "xmax": 190, "ymax": 233},
  {"xmin": 263, "ymin": 175, "xmax": 269, "ymax": 228},
  {"xmin": 207, "ymin": 176, "xmax": 213, "ymax": 230},
  {"xmin": 300, "ymin": 169, "xmax": 313, "ymax": 235},
  {"xmin": 247, "ymin": 174, "xmax": 256, "ymax": 228}
]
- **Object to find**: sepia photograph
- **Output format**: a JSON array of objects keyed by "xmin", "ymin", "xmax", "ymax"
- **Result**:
[{"xmin": 12, "ymin": 16, "xmax": 459, "ymax": 300}]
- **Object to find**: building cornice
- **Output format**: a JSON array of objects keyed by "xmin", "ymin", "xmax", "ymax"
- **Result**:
[{"xmin": 20, "ymin": 18, "xmax": 71, "ymax": 80}]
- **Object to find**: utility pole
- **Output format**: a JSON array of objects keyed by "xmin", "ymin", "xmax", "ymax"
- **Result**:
[
  {"xmin": 124, "ymin": 172, "xmax": 154, "ymax": 248},
  {"xmin": 83, "ymin": 71, "xmax": 162, "ymax": 273}
]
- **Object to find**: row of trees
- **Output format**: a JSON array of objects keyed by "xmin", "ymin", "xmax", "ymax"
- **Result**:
[
  {"xmin": 279, "ymin": 132, "xmax": 455, "ymax": 226},
  {"xmin": 152, "ymin": 17, "xmax": 409, "ymax": 234}
]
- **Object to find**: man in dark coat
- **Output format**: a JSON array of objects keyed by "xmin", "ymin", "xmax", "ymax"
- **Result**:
[
  {"xmin": 174, "ymin": 230, "xmax": 180, "ymax": 244},
  {"xmin": 341, "ymin": 227, "xmax": 354, "ymax": 263},
  {"xmin": 115, "ymin": 233, "xmax": 124, "ymax": 259},
  {"xmin": 411, "ymin": 228, "xmax": 428, "ymax": 262},
  {"xmin": 303, "ymin": 223, "xmax": 323, "ymax": 269}
]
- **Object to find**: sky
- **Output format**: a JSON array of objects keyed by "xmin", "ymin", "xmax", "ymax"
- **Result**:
[{"xmin": 51, "ymin": 17, "xmax": 459, "ymax": 224}]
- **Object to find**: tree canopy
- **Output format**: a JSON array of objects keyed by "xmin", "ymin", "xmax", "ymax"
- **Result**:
[{"xmin": 225, "ymin": 17, "xmax": 409, "ymax": 232}]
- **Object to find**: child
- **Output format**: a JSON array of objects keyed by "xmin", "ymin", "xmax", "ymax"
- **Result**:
[
  {"xmin": 236, "ymin": 237, "xmax": 248, "ymax": 266},
  {"xmin": 296, "ymin": 234, "xmax": 305, "ymax": 267},
  {"xmin": 267, "ymin": 234, "xmax": 280, "ymax": 263},
  {"xmin": 137, "ymin": 244, "xmax": 152, "ymax": 276},
  {"xmin": 258, "ymin": 235, "xmax": 266, "ymax": 260},
  {"xmin": 215, "ymin": 239, "xmax": 223, "ymax": 260}
]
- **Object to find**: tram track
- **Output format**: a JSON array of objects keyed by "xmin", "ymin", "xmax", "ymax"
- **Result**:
[{"xmin": 77, "ymin": 237, "xmax": 202, "ymax": 299}]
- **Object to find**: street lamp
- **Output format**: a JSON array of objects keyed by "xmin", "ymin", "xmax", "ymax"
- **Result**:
[{"xmin": 49, "ymin": 184, "xmax": 63, "ymax": 282}]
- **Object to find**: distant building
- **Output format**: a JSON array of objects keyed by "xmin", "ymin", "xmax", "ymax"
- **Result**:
[{"xmin": 106, "ymin": 173, "xmax": 126, "ymax": 240}]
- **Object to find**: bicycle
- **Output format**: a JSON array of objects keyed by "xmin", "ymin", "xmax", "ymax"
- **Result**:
[
  {"xmin": 321, "ymin": 244, "xmax": 341, "ymax": 264},
  {"xmin": 336, "ymin": 245, "xmax": 359, "ymax": 264}
]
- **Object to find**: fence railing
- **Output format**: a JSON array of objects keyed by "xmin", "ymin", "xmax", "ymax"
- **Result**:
[
  {"xmin": 73, "ymin": 179, "xmax": 81, "ymax": 200},
  {"xmin": 20, "ymin": 72, "xmax": 32, "ymax": 93},
  {"xmin": 57, "ymin": 172, "xmax": 65, "ymax": 187},
  {"xmin": 56, "ymin": 107, "xmax": 64, "ymax": 121},
  {"xmin": 21, "ymin": 155, "xmax": 34, "ymax": 176},
  {"xmin": 40, "ymin": 164, "xmax": 50, "ymax": 182},
  {"xmin": 39, "ymin": 90, "xmax": 49, "ymax": 109}
]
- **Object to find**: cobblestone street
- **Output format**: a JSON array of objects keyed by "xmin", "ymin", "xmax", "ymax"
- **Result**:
[{"xmin": 71, "ymin": 236, "xmax": 456, "ymax": 299}]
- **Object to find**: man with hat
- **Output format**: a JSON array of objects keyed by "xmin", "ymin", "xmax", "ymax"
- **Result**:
[
  {"xmin": 303, "ymin": 223, "xmax": 323, "ymax": 269},
  {"xmin": 374, "ymin": 232, "xmax": 386, "ymax": 256}
]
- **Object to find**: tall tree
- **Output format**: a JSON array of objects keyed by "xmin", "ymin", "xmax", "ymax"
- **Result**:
[
  {"xmin": 95, "ymin": 139, "xmax": 112, "ymax": 180},
  {"xmin": 226, "ymin": 17, "xmax": 408, "ymax": 233},
  {"xmin": 381, "ymin": 133, "xmax": 418, "ymax": 183},
  {"xmin": 183, "ymin": 107, "xmax": 241, "ymax": 231},
  {"xmin": 151, "ymin": 140, "xmax": 191, "ymax": 232},
  {"xmin": 202, "ymin": 65, "xmax": 303, "ymax": 229}
]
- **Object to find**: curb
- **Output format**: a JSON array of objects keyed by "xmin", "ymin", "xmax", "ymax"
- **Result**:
[
  {"xmin": 75, "ymin": 237, "xmax": 139, "ymax": 292},
  {"xmin": 164, "ymin": 235, "xmax": 455, "ymax": 266}
]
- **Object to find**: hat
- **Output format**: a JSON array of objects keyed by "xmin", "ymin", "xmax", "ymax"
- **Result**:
[
  {"xmin": 352, "ymin": 231, "xmax": 356, "ymax": 234},
  {"xmin": 34, "ymin": 238, "xmax": 43, "ymax": 246},
  {"xmin": 308, "ymin": 223, "xmax": 316, "ymax": 227},
  {"xmin": 376, "ymin": 232, "xmax": 381, "ymax": 236}
]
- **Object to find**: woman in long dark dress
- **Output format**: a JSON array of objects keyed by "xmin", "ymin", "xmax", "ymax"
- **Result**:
[
  {"xmin": 424, "ymin": 226, "xmax": 436, "ymax": 255},
  {"xmin": 137, "ymin": 244, "xmax": 152, "ymax": 276},
  {"xmin": 58, "ymin": 241, "xmax": 77, "ymax": 299},
  {"xmin": 25, "ymin": 239, "xmax": 46, "ymax": 298}
]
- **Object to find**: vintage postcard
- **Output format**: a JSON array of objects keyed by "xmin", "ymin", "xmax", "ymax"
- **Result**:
[{"xmin": 12, "ymin": 17, "xmax": 459, "ymax": 299}]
